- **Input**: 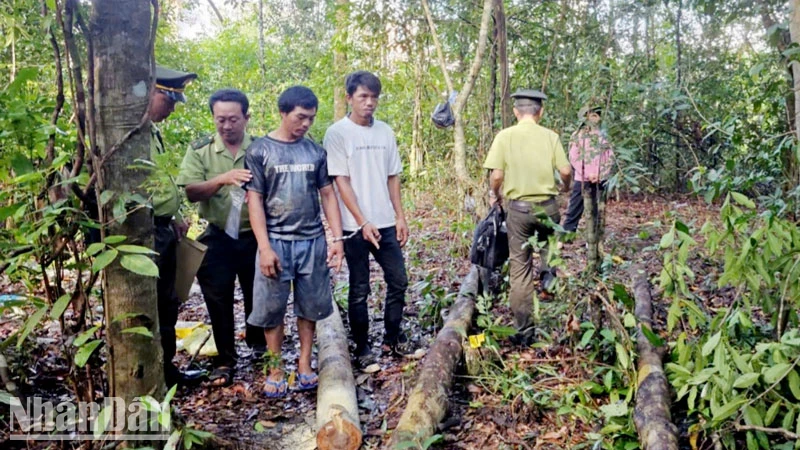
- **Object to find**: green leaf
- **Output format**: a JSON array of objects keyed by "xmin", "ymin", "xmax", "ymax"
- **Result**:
[
  {"xmin": 616, "ymin": 342, "xmax": 630, "ymax": 370},
  {"xmin": 675, "ymin": 220, "xmax": 690, "ymax": 235},
  {"xmin": 92, "ymin": 249, "xmax": 119, "ymax": 273},
  {"xmin": 75, "ymin": 340, "xmax": 103, "ymax": 368},
  {"xmin": 50, "ymin": 294, "xmax": 72, "ymax": 320},
  {"xmin": 117, "ymin": 245, "xmax": 157, "ymax": 255},
  {"xmin": 422, "ymin": 434, "xmax": 444, "ymax": 449},
  {"xmin": 86, "ymin": 242, "xmax": 105, "ymax": 256},
  {"xmin": 731, "ymin": 192, "xmax": 756, "ymax": 209},
  {"xmin": 702, "ymin": 331, "xmax": 722, "ymax": 357},
  {"xmin": 641, "ymin": 324, "xmax": 665, "ymax": 347},
  {"xmin": 743, "ymin": 405, "xmax": 764, "ymax": 427},
  {"xmin": 164, "ymin": 430, "xmax": 181, "ymax": 450},
  {"xmin": 94, "ymin": 404, "xmax": 112, "ymax": 439},
  {"xmin": 787, "ymin": 370, "xmax": 800, "ymax": 401},
  {"xmin": 104, "ymin": 235, "xmax": 127, "ymax": 244},
  {"xmin": 120, "ymin": 254, "xmax": 159, "ymax": 277},
  {"xmin": 765, "ymin": 401, "xmax": 781, "ymax": 426},
  {"xmin": 111, "ymin": 312, "xmax": 145, "ymax": 324},
  {"xmin": 121, "ymin": 326, "xmax": 154, "ymax": 338},
  {"xmin": 711, "ymin": 397, "xmax": 746, "ymax": 424},
  {"xmin": 73, "ymin": 325, "xmax": 101, "ymax": 347},
  {"xmin": 600, "ymin": 401, "xmax": 628, "ymax": 418},
  {"xmin": 763, "ymin": 363, "xmax": 792, "ymax": 384},
  {"xmin": 393, "ymin": 442, "xmax": 419, "ymax": 450},
  {"xmin": 732, "ymin": 372, "xmax": 760, "ymax": 389},
  {"xmin": 0, "ymin": 390, "xmax": 13, "ymax": 404},
  {"xmin": 112, "ymin": 198, "xmax": 126, "ymax": 223},
  {"xmin": 613, "ymin": 283, "xmax": 634, "ymax": 309},
  {"xmin": 99, "ymin": 190, "xmax": 115, "ymax": 206},
  {"xmin": 46, "ymin": 0, "xmax": 56, "ymax": 11},
  {"xmin": 660, "ymin": 230, "xmax": 675, "ymax": 248},
  {"xmin": 17, "ymin": 305, "xmax": 48, "ymax": 349},
  {"xmin": 163, "ymin": 384, "xmax": 177, "ymax": 409}
]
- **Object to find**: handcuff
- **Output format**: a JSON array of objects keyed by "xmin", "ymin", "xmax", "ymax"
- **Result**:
[{"xmin": 332, "ymin": 220, "xmax": 371, "ymax": 242}]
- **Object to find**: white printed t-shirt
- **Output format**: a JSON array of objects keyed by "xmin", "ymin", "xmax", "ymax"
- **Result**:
[{"xmin": 323, "ymin": 116, "xmax": 402, "ymax": 231}]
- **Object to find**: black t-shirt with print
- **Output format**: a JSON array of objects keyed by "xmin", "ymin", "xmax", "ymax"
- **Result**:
[{"xmin": 245, "ymin": 135, "xmax": 331, "ymax": 240}]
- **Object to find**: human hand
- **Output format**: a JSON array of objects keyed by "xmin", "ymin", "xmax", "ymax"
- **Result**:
[
  {"xmin": 259, "ymin": 246, "xmax": 282, "ymax": 278},
  {"xmin": 172, "ymin": 219, "xmax": 189, "ymax": 241},
  {"xmin": 396, "ymin": 217, "xmax": 409, "ymax": 248},
  {"xmin": 327, "ymin": 241, "xmax": 344, "ymax": 272},
  {"xmin": 224, "ymin": 169, "xmax": 252, "ymax": 186},
  {"xmin": 361, "ymin": 222, "xmax": 381, "ymax": 249}
]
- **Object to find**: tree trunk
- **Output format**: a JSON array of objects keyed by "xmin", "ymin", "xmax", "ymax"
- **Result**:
[
  {"xmin": 90, "ymin": 0, "xmax": 163, "ymax": 414},
  {"xmin": 494, "ymin": 0, "xmax": 511, "ymax": 128},
  {"xmin": 788, "ymin": 0, "xmax": 800, "ymax": 192},
  {"xmin": 584, "ymin": 187, "xmax": 599, "ymax": 274},
  {"xmin": 258, "ymin": 0, "xmax": 266, "ymax": 76},
  {"xmin": 315, "ymin": 301, "xmax": 361, "ymax": 450},
  {"xmin": 631, "ymin": 266, "xmax": 679, "ymax": 450},
  {"xmin": 390, "ymin": 266, "xmax": 480, "ymax": 448},
  {"xmin": 410, "ymin": 45, "xmax": 425, "ymax": 177},
  {"xmin": 332, "ymin": 0, "xmax": 348, "ymax": 121},
  {"xmin": 421, "ymin": 0, "xmax": 494, "ymax": 188}
]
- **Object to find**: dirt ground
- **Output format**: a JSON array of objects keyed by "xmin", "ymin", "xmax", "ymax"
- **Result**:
[{"xmin": 0, "ymin": 194, "xmax": 719, "ymax": 449}]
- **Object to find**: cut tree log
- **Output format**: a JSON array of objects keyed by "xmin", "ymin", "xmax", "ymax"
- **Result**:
[
  {"xmin": 316, "ymin": 300, "xmax": 362, "ymax": 450},
  {"xmin": 631, "ymin": 266, "xmax": 679, "ymax": 450},
  {"xmin": 390, "ymin": 266, "xmax": 480, "ymax": 448}
]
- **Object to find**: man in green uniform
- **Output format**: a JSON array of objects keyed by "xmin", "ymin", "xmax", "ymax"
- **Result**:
[
  {"xmin": 483, "ymin": 89, "xmax": 572, "ymax": 345},
  {"xmin": 177, "ymin": 89, "xmax": 266, "ymax": 387},
  {"xmin": 149, "ymin": 65, "xmax": 206, "ymax": 387}
]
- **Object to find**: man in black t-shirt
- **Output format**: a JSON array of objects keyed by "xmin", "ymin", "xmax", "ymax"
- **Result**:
[{"xmin": 245, "ymin": 86, "xmax": 344, "ymax": 398}]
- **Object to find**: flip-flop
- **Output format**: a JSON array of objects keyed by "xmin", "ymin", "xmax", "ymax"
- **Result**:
[
  {"xmin": 295, "ymin": 372, "xmax": 318, "ymax": 391},
  {"xmin": 263, "ymin": 379, "xmax": 288, "ymax": 398}
]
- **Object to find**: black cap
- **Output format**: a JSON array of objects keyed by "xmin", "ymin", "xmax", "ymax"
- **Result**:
[
  {"xmin": 510, "ymin": 88, "xmax": 547, "ymax": 101},
  {"xmin": 155, "ymin": 65, "xmax": 197, "ymax": 103}
]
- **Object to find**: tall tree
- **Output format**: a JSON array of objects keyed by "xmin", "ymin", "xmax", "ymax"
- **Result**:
[
  {"xmin": 494, "ymin": 0, "xmax": 511, "ymax": 128},
  {"xmin": 333, "ymin": 0, "xmax": 349, "ymax": 121},
  {"xmin": 90, "ymin": 0, "xmax": 163, "ymax": 413},
  {"xmin": 789, "ymin": 0, "xmax": 800, "ymax": 190},
  {"xmin": 422, "ymin": 0, "xmax": 494, "ymax": 188}
]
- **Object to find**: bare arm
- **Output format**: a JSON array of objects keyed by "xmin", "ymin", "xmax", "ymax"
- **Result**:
[
  {"xmin": 333, "ymin": 176, "xmax": 381, "ymax": 247},
  {"xmin": 489, "ymin": 169, "xmax": 504, "ymax": 206},
  {"xmin": 387, "ymin": 175, "xmax": 408, "ymax": 247},
  {"xmin": 319, "ymin": 184, "xmax": 344, "ymax": 272},
  {"xmin": 248, "ymin": 191, "xmax": 281, "ymax": 278},
  {"xmin": 559, "ymin": 165, "xmax": 572, "ymax": 192},
  {"xmin": 185, "ymin": 169, "xmax": 252, "ymax": 203}
]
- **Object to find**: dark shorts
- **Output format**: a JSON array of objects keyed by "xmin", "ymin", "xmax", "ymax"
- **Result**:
[{"xmin": 247, "ymin": 234, "xmax": 334, "ymax": 328}]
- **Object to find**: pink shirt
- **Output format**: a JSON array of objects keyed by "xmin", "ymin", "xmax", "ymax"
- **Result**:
[{"xmin": 569, "ymin": 129, "xmax": 614, "ymax": 182}]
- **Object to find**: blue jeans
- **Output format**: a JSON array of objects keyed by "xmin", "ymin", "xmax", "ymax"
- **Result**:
[{"xmin": 344, "ymin": 226, "xmax": 408, "ymax": 354}]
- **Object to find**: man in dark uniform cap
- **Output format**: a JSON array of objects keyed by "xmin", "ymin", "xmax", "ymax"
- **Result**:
[
  {"xmin": 483, "ymin": 88, "xmax": 572, "ymax": 346},
  {"xmin": 149, "ymin": 65, "xmax": 206, "ymax": 387}
]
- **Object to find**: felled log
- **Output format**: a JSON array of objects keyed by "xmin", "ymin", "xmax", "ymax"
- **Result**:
[
  {"xmin": 315, "ymin": 300, "xmax": 362, "ymax": 450},
  {"xmin": 390, "ymin": 266, "xmax": 480, "ymax": 448},
  {"xmin": 631, "ymin": 266, "xmax": 679, "ymax": 450}
]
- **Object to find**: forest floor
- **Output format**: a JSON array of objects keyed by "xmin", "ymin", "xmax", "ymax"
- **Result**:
[{"xmin": 0, "ymin": 193, "xmax": 720, "ymax": 449}]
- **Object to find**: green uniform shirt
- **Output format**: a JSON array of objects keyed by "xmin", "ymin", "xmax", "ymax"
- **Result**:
[
  {"xmin": 150, "ymin": 124, "xmax": 183, "ymax": 221},
  {"xmin": 483, "ymin": 118, "xmax": 570, "ymax": 202},
  {"xmin": 176, "ymin": 133, "xmax": 253, "ymax": 231}
]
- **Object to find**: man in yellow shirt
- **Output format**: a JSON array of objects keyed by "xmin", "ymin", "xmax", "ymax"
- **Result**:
[{"xmin": 483, "ymin": 89, "xmax": 571, "ymax": 345}]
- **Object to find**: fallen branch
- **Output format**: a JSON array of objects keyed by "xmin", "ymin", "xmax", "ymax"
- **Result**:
[
  {"xmin": 390, "ymin": 265, "xmax": 480, "ymax": 448},
  {"xmin": 315, "ymin": 300, "xmax": 361, "ymax": 450},
  {"xmin": 631, "ymin": 266, "xmax": 679, "ymax": 450}
]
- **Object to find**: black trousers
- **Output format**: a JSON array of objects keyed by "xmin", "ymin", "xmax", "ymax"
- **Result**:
[
  {"xmin": 562, "ymin": 181, "xmax": 606, "ymax": 233},
  {"xmin": 344, "ymin": 227, "xmax": 408, "ymax": 354},
  {"xmin": 155, "ymin": 219, "xmax": 180, "ymax": 382},
  {"xmin": 196, "ymin": 225, "xmax": 265, "ymax": 367}
]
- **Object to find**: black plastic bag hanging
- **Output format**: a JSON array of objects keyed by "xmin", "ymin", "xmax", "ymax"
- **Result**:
[{"xmin": 431, "ymin": 91, "xmax": 457, "ymax": 129}]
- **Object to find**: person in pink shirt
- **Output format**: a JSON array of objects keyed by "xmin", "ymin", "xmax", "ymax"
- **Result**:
[{"xmin": 562, "ymin": 107, "xmax": 614, "ymax": 233}]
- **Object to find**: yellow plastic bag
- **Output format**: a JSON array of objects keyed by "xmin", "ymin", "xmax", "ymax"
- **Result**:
[{"xmin": 175, "ymin": 322, "xmax": 217, "ymax": 357}]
